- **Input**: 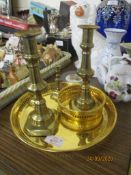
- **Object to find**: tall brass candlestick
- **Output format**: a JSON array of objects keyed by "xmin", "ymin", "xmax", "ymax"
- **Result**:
[
  {"xmin": 51, "ymin": 65, "xmax": 61, "ymax": 101},
  {"xmin": 16, "ymin": 28, "xmax": 58, "ymax": 136},
  {"xmin": 71, "ymin": 25, "xmax": 99, "ymax": 111}
]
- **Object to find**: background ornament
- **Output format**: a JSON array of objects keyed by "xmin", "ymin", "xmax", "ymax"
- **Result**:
[{"xmin": 96, "ymin": 0, "xmax": 131, "ymax": 42}]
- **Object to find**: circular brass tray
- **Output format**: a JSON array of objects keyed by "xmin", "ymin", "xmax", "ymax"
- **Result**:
[{"xmin": 10, "ymin": 85, "xmax": 117, "ymax": 152}]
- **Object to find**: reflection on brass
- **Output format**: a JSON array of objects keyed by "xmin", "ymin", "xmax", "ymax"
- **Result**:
[
  {"xmin": 77, "ymin": 133, "xmax": 87, "ymax": 146},
  {"xmin": 10, "ymin": 86, "xmax": 117, "ymax": 152},
  {"xmin": 51, "ymin": 65, "xmax": 61, "ymax": 101},
  {"xmin": 15, "ymin": 28, "xmax": 58, "ymax": 136}
]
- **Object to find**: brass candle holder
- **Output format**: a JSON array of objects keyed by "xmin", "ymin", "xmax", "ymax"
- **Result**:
[
  {"xmin": 70, "ymin": 25, "xmax": 98, "ymax": 110},
  {"xmin": 16, "ymin": 28, "xmax": 58, "ymax": 136},
  {"xmin": 59, "ymin": 25, "xmax": 106, "ymax": 131}
]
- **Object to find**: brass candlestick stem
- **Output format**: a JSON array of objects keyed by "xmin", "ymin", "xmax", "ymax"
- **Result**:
[
  {"xmin": 55, "ymin": 65, "xmax": 61, "ymax": 92},
  {"xmin": 16, "ymin": 28, "xmax": 58, "ymax": 136},
  {"xmin": 71, "ymin": 25, "xmax": 99, "ymax": 111},
  {"xmin": 51, "ymin": 65, "xmax": 61, "ymax": 101}
]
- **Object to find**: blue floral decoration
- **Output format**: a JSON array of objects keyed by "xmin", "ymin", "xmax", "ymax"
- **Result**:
[{"xmin": 96, "ymin": 0, "xmax": 131, "ymax": 41}]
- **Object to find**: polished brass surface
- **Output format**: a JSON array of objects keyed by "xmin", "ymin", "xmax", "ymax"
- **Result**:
[
  {"xmin": 50, "ymin": 65, "xmax": 61, "ymax": 101},
  {"xmin": 10, "ymin": 83, "xmax": 117, "ymax": 152},
  {"xmin": 15, "ymin": 29, "xmax": 58, "ymax": 136},
  {"xmin": 71, "ymin": 25, "xmax": 99, "ymax": 111},
  {"xmin": 59, "ymin": 84, "xmax": 106, "ymax": 131}
]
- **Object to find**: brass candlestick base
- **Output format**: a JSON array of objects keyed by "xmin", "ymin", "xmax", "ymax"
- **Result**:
[
  {"xmin": 70, "ymin": 95, "xmax": 95, "ymax": 111},
  {"xmin": 25, "ymin": 111, "xmax": 58, "ymax": 136},
  {"xmin": 24, "ymin": 96, "xmax": 58, "ymax": 136},
  {"xmin": 16, "ymin": 28, "xmax": 58, "ymax": 136}
]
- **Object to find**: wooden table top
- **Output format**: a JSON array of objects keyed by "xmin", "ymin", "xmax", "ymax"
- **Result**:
[{"xmin": 0, "ymin": 64, "xmax": 131, "ymax": 175}]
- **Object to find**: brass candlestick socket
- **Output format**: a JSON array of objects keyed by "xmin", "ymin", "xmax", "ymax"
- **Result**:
[
  {"xmin": 16, "ymin": 28, "xmax": 58, "ymax": 136},
  {"xmin": 70, "ymin": 25, "xmax": 99, "ymax": 111}
]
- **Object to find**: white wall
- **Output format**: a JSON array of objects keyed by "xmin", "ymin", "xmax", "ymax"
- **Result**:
[{"xmin": 12, "ymin": 0, "xmax": 131, "ymax": 13}]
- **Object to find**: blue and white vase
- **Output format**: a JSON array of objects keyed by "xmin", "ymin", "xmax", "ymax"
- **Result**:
[
  {"xmin": 96, "ymin": 28, "xmax": 126, "ymax": 86},
  {"xmin": 96, "ymin": 0, "xmax": 130, "ymax": 41}
]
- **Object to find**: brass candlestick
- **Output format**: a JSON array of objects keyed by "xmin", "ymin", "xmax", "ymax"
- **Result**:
[
  {"xmin": 59, "ymin": 25, "xmax": 106, "ymax": 131},
  {"xmin": 70, "ymin": 25, "xmax": 99, "ymax": 111},
  {"xmin": 50, "ymin": 65, "xmax": 61, "ymax": 101},
  {"xmin": 16, "ymin": 28, "xmax": 58, "ymax": 136}
]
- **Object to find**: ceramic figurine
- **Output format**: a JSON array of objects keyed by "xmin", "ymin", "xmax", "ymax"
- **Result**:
[{"xmin": 96, "ymin": 0, "xmax": 130, "ymax": 41}]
